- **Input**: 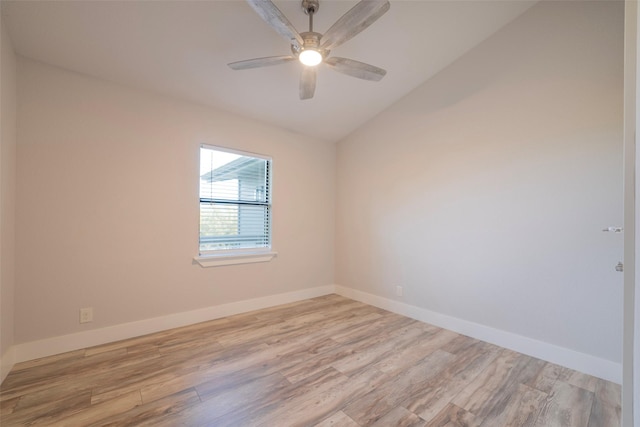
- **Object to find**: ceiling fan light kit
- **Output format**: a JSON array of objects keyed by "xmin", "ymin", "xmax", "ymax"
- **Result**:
[
  {"xmin": 298, "ymin": 49, "xmax": 323, "ymax": 66},
  {"xmin": 228, "ymin": 0, "xmax": 390, "ymax": 100},
  {"xmin": 294, "ymin": 28, "xmax": 325, "ymax": 67}
]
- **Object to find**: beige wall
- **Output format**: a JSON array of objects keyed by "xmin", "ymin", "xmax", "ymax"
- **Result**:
[
  {"xmin": 15, "ymin": 58, "xmax": 335, "ymax": 343},
  {"xmin": 336, "ymin": 1, "xmax": 624, "ymax": 363},
  {"xmin": 1, "ymin": 18, "xmax": 18, "ymax": 375}
]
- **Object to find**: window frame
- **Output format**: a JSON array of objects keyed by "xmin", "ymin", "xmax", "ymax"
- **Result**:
[{"xmin": 194, "ymin": 144, "xmax": 276, "ymax": 267}]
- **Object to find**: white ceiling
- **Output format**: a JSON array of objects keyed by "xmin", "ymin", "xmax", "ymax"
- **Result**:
[{"xmin": 2, "ymin": 0, "xmax": 535, "ymax": 143}]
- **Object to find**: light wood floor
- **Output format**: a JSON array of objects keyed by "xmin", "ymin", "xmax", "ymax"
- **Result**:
[{"xmin": 0, "ymin": 295, "xmax": 621, "ymax": 426}]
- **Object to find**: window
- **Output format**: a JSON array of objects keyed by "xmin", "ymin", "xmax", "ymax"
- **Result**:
[{"xmin": 196, "ymin": 145, "xmax": 275, "ymax": 266}]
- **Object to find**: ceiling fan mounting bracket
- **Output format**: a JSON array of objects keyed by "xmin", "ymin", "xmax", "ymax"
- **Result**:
[{"xmin": 301, "ymin": 0, "xmax": 319, "ymax": 15}]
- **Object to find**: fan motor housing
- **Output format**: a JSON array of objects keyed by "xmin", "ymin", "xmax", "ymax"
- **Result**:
[
  {"xmin": 291, "ymin": 32, "xmax": 329, "ymax": 59},
  {"xmin": 301, "ymin": 32, "xmax": 321, "ymax": 49}
]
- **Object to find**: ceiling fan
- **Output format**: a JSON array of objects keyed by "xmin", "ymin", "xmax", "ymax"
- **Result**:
[{"xmin": 228, "ymin": 0, "xmax": 390, "ymax": 100}]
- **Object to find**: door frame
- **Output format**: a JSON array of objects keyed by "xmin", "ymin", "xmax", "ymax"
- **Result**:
[{"xmin": 623, "ymin": 1, "xmax": 638, "ymax": 426}]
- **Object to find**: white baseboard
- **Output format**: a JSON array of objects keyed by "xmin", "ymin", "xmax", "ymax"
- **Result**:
[
  {"xmin": 13, "ymin": 285, "xmax": 336, "ymax": 364},
  {"xmin": 335, "ymin": 285, "xmax": 622, "ymax": 384},
  {"xmin": 0, "ymin": 346, "xmax": 16, "ymax": 384},
  {"xmin": 9, "ymin": 284, "xmax": 622, "ymax": 385}
]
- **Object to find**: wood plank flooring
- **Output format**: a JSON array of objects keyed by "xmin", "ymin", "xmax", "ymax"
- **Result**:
[{"xmin": 0, "ymin": 295, "xmax": 621, "ymax": 426}]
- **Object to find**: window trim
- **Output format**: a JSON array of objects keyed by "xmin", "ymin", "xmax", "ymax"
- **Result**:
[
  {"xmin": 195, "ymin": 144, "xmax": 275, "ymax": 267},
  {"xmin": 194, "ymin": 251, "xmax": 278, "ymax": 268}
]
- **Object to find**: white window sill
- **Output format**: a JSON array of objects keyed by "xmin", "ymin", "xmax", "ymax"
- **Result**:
[{"xmin": 194, "ymin": 251, "xmax": 277, "ymax": 267}]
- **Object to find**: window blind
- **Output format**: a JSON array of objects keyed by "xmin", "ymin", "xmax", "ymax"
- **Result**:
[{"xmin": 199, "ymin": 145, "xmax": 271, "ymax": 254}]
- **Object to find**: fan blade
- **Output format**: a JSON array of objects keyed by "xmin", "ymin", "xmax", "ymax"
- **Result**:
[
  {"xmin": 300, "ymin": 67, "xmax": 317, "ymax": 100},
  {"xmin": 228, "ymin": 55, "xmax": 296, "ymax": 70},
  {"xmin": 320, "ymin": 0, "xmax": 390, "ymax": 50},
  {"xmin": 325, "ymin": 57, "xmax": 386, "ymax": 81},
  {"xmin": 246, "ymin": 0, "xmax": 304, "ymax": 47}
]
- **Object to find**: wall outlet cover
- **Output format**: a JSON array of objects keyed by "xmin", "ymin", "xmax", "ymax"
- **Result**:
[{"xmin": 80, "ymin": 307, "xmax": 93, "ymax": 324}]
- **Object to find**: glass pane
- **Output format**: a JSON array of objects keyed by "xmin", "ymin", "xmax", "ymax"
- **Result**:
[
  {"xmin": 199, "ymin": 146, "xmax": 271, "ymax": 253},
  {"xmin": 200, "ymin": 148, "xmax": 269, "ymax": 203},
  {"xmin": 199, "ymin": 203, "xmax": 270, "ymax": 252}
]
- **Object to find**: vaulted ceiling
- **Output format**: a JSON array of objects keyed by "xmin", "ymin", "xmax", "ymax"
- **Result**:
[{"xmin": 2, "ymin": 0, "xmax": 534, "ymax": 142}]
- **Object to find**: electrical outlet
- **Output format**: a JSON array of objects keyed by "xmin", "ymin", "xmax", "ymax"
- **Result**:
[
  {"xmin": 396, "ymin": 286, "xmax": 403, "ymax": 297},
  {"xmin": 79, "ymin": 307, "xmax": 93, "ymax": 324}
]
